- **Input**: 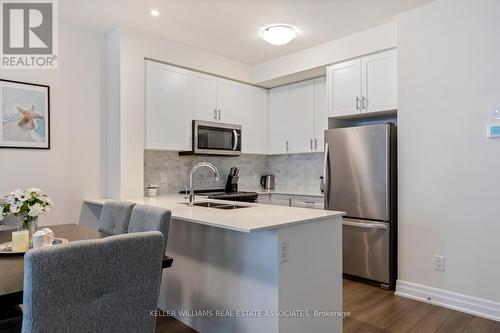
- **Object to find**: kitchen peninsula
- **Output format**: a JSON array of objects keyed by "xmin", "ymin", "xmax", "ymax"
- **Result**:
[{"xmin": 82, "ymin": 195, "xmax": 344, "ymax": 333}]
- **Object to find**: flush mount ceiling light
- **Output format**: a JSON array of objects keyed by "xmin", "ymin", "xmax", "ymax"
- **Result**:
[
  {"xmin": 150, "ymin": 9, "xmax": 160, "ymax": 17},
  {"xmin": 259, "ymin": 24, "xmax": 299, "ymax": 46}
]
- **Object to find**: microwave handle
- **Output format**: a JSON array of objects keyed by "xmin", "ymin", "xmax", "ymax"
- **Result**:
[{"xmin": 232, "ymin": 130, "xmax": 239, "ymax": 151}]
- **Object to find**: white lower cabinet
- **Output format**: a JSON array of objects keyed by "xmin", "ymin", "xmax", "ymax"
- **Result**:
[
  {"xmin": 292, "ymin": 195, "xmax": 324, "ymax": 210},
  {"xmin": 258, "ymin": 193, "xmax": 324, "ymax": 210},
  {"xmin": 269, "ymin": 194, "xmax": 294, "ymax": 207}
]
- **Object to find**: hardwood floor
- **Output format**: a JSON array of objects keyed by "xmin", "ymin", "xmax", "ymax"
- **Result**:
[
  {"xmin": 155, "ymin": 279, "xmax": 500, "ymax": 333},
  {"xmin": 156, "ymin": 315, "xmax": 198, "ymax": 333},
  {"xmin": 343, "ymin": 279, "xmax": 500, "ymax": 333}
]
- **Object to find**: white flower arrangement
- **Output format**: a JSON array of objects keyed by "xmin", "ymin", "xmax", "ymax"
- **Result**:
[{"xmin": 0, "ymin": 188, "xmax": 54, "ymax": 230}]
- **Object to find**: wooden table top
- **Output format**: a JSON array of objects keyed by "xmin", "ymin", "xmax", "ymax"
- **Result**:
[{"xmin": 0, "ymin": 223, "xmax": 172, "ymax": 306}]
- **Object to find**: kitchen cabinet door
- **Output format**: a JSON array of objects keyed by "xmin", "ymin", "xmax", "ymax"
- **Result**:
[
  {"xmin": 216, "ymin": 79, "xmax": 244, "ymax": 124},
  {"xmin": 269, "ymin": 194, "xmax": 292, "ymax": 206},
  {"xmin": 290, "ymin": 79, "xmax": 315, "ymax": 153},
  {"xmin": 258, "ymin": 194, "xmax": 271, "ymax": 204},
  {"xmin": 145, "ymin": 61, "xmax": 193, "ymax": 150},
  {"xmin": 292, "ymin": 195, "xmax": 324, "ymax": 210},
  {"xmin": 328, "ymin": 59, "xmax": 361, "ymax": 117},
  {"xmin": 314, "ymin": 77, "xmax": 327, "ymax": 152},
  {"xmin": 193, "ymin": 73, "xmax": 218, "ymax": 122},
  {"xmin": 241, "ymin": 86, "xmax": 268, "ymax": 154},
  {"xmin": 361, "ymin": 49, "xmax": 398, "ymax": 113},
  {"xmin": 268, "ymin": 85, "xmax": 290, "ymax": 154}
]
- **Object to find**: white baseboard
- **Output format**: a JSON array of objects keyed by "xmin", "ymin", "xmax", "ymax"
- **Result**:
[{"xmin": 395, "ymin": 280, "xmax": 500, "ymax": 322}]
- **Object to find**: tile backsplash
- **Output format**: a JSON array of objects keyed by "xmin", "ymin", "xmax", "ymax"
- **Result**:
[
  {"xmin": 144, "ymin": 151, "xmax": 267, "ymax": 194},
  {"xmin": 266, "ymin": 153, "xmax": 324, "ymax": 193},
  {"xmin": 144, "ymin": 150, "xmax": 324, "ymax": 194}
]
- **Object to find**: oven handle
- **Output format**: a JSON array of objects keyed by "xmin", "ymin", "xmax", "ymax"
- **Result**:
[{"xmin": 232, "ymin": 130, "xmax": 238, "ymax": 151}]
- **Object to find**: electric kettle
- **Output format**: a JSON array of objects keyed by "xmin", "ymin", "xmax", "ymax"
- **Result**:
[{"xmin": 260, "ymin": 175, "xmax": 275, "ymax": 190}]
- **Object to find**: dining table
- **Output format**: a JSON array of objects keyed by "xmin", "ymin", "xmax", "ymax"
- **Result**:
[{"xmin": 0, "ymin": 223, "xmax": 173, "ymax": 306}]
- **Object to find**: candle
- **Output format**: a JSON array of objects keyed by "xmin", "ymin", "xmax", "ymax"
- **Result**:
[{"xmin": 12, "ymin": 230, "xmax": 29, "ymax": 252}]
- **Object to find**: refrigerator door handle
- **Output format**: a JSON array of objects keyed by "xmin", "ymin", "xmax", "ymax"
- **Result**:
[
  {"xmin": 323, "ymin": 142, "xmax": 330, "ymax": 209},
  {"xmin": 342, "ymin": 220, "xmax": 388, "ymax": 230}
]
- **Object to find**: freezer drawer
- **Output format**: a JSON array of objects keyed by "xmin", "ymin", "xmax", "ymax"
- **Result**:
[{"xmin": 343, "ymin": 218, "xmax": 390, "ymax": 285}]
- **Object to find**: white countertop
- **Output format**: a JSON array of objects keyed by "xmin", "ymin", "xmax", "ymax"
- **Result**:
[
  {"xmin": 257, "ymin": 189, "xmax": 324, "ymax": 198},
  {"xmin": 84, "ymin": 194, "xmax": 342, "ymax": 233}
]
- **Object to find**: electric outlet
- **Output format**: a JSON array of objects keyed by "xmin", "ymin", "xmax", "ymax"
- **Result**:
[
  {"xmin": 160, "ymin": 173, "xmax": 168, "ymax": 184},
  {"xmin": 280, "ymin": 241, "xmax": 289, "ymax": 264},
  {"xmin": 490, "ymin": 105, "xmax": 500, "ymax": 120},
  {"xmin": 433, "ymin": 255, "xmax": 445, "ymax": 271}
]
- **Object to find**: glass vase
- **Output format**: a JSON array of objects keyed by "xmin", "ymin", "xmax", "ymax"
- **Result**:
[{"xmin": 17, "ymin": 215, "xmax": 39, "ymax": 240}]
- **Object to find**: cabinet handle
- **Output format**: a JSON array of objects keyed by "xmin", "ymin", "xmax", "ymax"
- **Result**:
[
  {"xmin": 286, "ymin": 141, "xmax": 289, "ymax": 152},
  {"xmin": 314, "ymin": 138, "xmax": 318, "ymax": 150},
  {"xmin": 218, "ymin": 109, "xmax": 221, "ymax": 120},
  {"xmin": 288, "ymin": 198, "xmax": 292, "ymax": 207},
  {"xmin": 362, "ymin": 97, "xmax": 367, "ymax": 110},
  {"xmin": 356, "ymin": 97, "xmax": 360, "ymax": 110},
  {"xmin": 310, "ymin": 139, "xmax": 313, "ymax": 150},
  {"xmin": 213, "ymin": 109, "xmax": 217, "ymax": 120}
]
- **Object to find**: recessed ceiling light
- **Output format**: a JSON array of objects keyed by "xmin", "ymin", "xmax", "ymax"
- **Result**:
[
  {"xmin": 259, "ymin": 24, "xmax": 299, "ymax": 46},
  {"xmin": 150, "ymin": 9, "xmax": 160, "ymax": 17}
]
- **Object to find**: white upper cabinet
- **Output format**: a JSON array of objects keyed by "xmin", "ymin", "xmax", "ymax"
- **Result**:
[
  {"xmin": 241, "ymin": 86, "xmax": 268, "ymax": 154},
  {"xmin": 193, "ymin": 73, "xmax": 218, "ymax": 122},
  {"xmin": 314, "ymin": 77, "xmax": 327, "ymax": 152},
  {"xmin": 361, "ymin": 49, "xmax": 398, "ymax": 113},
  {"xmin": 268, "ymin": 85, "xmax": 290, "ymax": 154},
  {"xmin": 268, "ymin": 77, "xmax": 327, "ymax": 154},
  {"xmin": 328, "ymin": 59, "xmax": 362, "ymax": 117},
  {"xmin": 146, "ymin": 59, "xmax": 332, "ymax": 155},
  {"xmin": 146, "ymin": 60, "xmax": 268, "ymax": 153},
  {"xmin": 145, "ymin": 61, "xmax": 193, "ymax": 151},
  {"xmin": 216, "ymin": 79, "xmax": 243, "ymax": 125},
  {"xmin": 328, "ymin": 49, "xmax": 398, "ymax": 117},
  {"xmin": 290, "ymin": 80, "xmax": 315, "ymax": 153}
]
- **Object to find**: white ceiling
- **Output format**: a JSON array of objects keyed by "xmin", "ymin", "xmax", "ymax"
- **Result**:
[{"xmin": 61, "ymin": 0, "xmax": 433, "ymax": 65}]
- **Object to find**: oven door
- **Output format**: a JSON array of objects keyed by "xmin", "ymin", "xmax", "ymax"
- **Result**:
[{"xmin": 193, "ymin": 120, "xmax": 241, "ymax": 155}]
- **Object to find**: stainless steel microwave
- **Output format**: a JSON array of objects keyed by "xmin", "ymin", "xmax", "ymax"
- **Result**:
[{"xmin": 181, "ymin": 120, "xmax": 242, "ymax": 156}]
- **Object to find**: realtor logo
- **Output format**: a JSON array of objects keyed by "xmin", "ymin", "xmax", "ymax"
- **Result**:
[{"xmin": 1, "ymin": 0, "xmax": 58, "ymax": 68}]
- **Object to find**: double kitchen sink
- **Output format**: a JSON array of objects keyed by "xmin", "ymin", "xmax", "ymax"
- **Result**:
[{"xmin": 186, "ymin": 202, "xmax": 251, "ymax": 210}]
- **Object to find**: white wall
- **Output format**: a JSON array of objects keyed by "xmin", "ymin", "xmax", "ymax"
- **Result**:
[
  {"xmin": 0, "ymin": 24, "xmax": 105, "ymax": 226},
  {"xmin": 252, "ymin": 22, "xmax": 397, "ymax": 86},
  {"xmin": 397, "ymin": 0, "xmax": 500, "ymax": 304},
  {"xmin": 106, "ymin": 29, "xmax": 253, "ymax": 198}
]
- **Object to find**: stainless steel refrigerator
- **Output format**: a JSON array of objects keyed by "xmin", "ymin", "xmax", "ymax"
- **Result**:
[{"xmin": 324, "ymin": 123, "xmax": 397, "ymax": 289}]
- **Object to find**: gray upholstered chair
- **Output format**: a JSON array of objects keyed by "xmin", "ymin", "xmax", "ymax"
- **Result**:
[
  {"xmin": 128, "ymin": 204, "xmax": 171, "ymax": 254},
  {"xmin": 22, "ymin": 231, "xmax": 164, "ymax": 333},
  {"xmin": 98, "ymin": 200, "xmax": 136, "ymax": 235}
]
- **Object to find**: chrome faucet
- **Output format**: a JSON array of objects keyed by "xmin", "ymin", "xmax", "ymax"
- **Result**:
[{"xmin": 187, "ymin": 162, "xmax": 220, "ymax": 206}]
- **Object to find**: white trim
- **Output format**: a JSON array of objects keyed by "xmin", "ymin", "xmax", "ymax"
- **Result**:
[{"xmin": 395, "ymin": 280, "xmax": 500, "ymax": 322}]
